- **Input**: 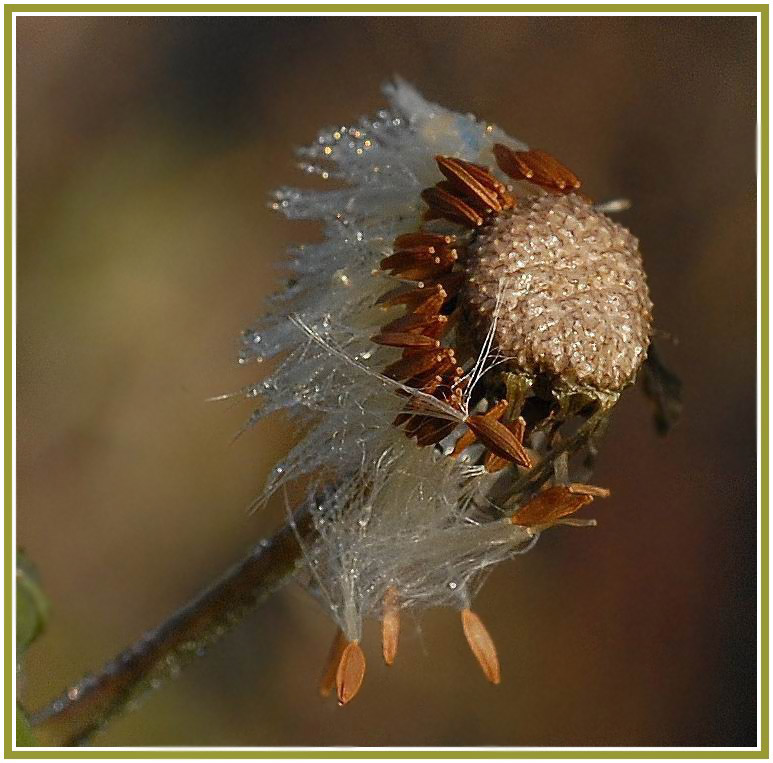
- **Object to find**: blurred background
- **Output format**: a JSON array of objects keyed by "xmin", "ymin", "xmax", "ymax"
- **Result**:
[{"xmin": 16, "ymin": 15, "xmax": 757, "ymax": 747}]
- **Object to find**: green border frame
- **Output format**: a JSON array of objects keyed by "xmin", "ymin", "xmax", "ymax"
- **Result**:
[{"xmin": 4, "ymin": 4, "xmax": 768, "ymax": 758}]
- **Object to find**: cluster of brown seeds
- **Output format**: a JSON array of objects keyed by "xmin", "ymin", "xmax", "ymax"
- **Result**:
[
  {"xmin": 318, "ymin": 145, "xmax": 638, "ymax": 706},
  {"xmin": 319, "ymin": 482, "xmax": 609, "ymax": 705},
  {"xmin": 373, "ymin": 143, "xmax": 652, "ymax": 462},
  {"xmin": 372, "ymin": 146, "xmax": 594, "ymax": 472}
]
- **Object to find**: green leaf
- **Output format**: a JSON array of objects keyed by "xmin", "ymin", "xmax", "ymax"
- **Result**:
[
  {"xmin": 16, "ymin": 704, "xmax": 38, "ymax": 747},
  {"xmin": 15, "ymin": 552, "xmax": 48, "ymax": 748},
  {"xmin": 16, "ymin": 549, "xmax": 49, "ymax": 654}
]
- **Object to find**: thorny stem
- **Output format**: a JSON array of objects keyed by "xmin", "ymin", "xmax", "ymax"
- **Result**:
[
  {"xmin": 29, "ymin": 509, "xmax": 316, "ymax": 747},
  {"xmin": 28, "ymin": 413, "xmax": 606, "ymax": 747}
]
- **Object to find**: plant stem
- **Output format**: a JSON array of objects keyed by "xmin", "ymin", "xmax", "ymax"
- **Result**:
[
  {"xmin": 28, "ymin": 411, "xmax": 609, "ymax": 747},
  {"xmin": 29, "ymin": 509, "xmax": 315, "ymax": 747}
]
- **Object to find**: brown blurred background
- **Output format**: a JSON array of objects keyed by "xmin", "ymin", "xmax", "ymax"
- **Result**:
[{"xmin": 16, "ymin": 15, "xmax": 758, "ymax": 747}]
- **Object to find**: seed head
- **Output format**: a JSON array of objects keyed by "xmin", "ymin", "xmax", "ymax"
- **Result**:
[
  {"xmin": 252, "ymin": 81, "xmax": 653, "ymax": 704},
  {"xmin": 464, "ymin": 193, "xmax": 653, "ymax": 393}
]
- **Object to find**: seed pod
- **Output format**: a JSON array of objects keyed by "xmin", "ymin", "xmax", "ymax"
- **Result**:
[{"xmin": 256, "ymin": 81, "xmax": 664, "ymax": 709}]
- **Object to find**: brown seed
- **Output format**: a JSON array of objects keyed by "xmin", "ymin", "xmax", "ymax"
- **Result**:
[
  {"xmin": 404, "ymin": 413, "xmax": 433, "ymax": 438},
  {"xmin": 381, "ymin": 246, "xmax": 457, "ymax": 277},
  {"xmin": 382, "ymin": 587, "xmax": 400, "ymax": 666},
  {"xmin": 436, "ymin": 155, "xmax": 502, "ymax": 211},
  {"xmin": 383, "ymin": 350, "xmax": 444, "ymax": 381},
  {"xmin": 376, "ymin": 284, "xmax": 429, "ymax": 307},
  {"xmin": 421, "ymin": 312, "xmax": 454, "ymax": 340},
  {"xmin": 456, "ymin": 159, "xmax": 515, "ymax": 208},
  {"xmin": 432, "ymin": 248, "xmax": 459, "ymax": 268},
  {"xmin": 404, "ymin": 374, "xmax": 443, "ymax": 397},
  {"xmin": 381, "ymin": 312, "xmax": 447, "ymax": 335},
  {"xmin": 465, "ymin": 415, "xmax": 532, "ymax": 468},
  {"xmin": 483, "ymin": 450, "xmax": 510, "ymax": 473},
  {"xmin": 371, "ymin": 332, "xmax": 440, "ymax": 349},
  {"xmin": 422, "ymin": 186, "xmax": 484, "ymax": 227},
  {"xmin": 510, "ymin": 485, "xmax": 605, "ymax": 528},
  {"xmin": 380, "ymin": 245, "xmax": 457, "ymax": 272},
  {"xmin": 392, "ymin": 263, "xmax": 454, "ymax": 282},
  {"xmin": 410, "ymin": 349, "xmax": 457, "ymax": 383},
  {"xmin": 380, "ymin": 248, "xmax": 437, "ymax": 272},
  {"xmin": 421, "ymin": 272, "xmax": 466, "ymax": 298},
  {"xmin": 451, "ymin": 427, "xmax": 478, "ymax": 457},
  {"xmin": 511, "ymin": 416, "xmax": 526, "ymax": 442},
  {"xmin": 376, "ymin": 283, "xmax": 446, "ymax": 312},
  {"xmin": 319, "ymin": 628, "xmax": 347, "ymax": 698},
  {"xmin": 456, "ymin": 406, "xmax": 518, "ymax": 467},
  {"xmin": 414, "ymin": 417, "xmax": 457, "ymax": 446},
  {"xmin": 461, "ymin": 609, "xmax": 501, "ymax": 685},
  {"xmin": 486, "ymin": 416, "xmax": 528, "ymax": 472},
  {"xmin": 493, "ymin": 144, "xmax": 581, "ymax": 194},
  {"xmin": 485, "ymin": 399, "xmax": 509, "ymax": 421},
  {"xmin": 412, "ymin": 286, "xmax": 449, "ymax": 316},
  {"xmin": 336, "ymin": 640, "xmax": 367, "ymax": 706}
]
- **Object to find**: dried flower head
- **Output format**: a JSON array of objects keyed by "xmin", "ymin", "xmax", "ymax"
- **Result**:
[
  {"xmin": 464, "ymin": 194, "xmax": 652, "ymax": 393},
  {"xmin": 243, "ymin": 80, "xmax": 655, "ymax": 704}
]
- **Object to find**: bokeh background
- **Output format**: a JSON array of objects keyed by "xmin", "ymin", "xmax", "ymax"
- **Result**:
[{"xmin": 16, "ymin": 15, "xmax": 758, "ymax": 747}]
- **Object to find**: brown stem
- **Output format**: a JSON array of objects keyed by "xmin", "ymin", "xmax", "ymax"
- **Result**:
[
  {"xmin": 29, "ymin": 509, "xmax": 315, "ymax": 747},
  {"xmin": 28, "ymin": 411, "xmax": 609, "ymax": 747}
]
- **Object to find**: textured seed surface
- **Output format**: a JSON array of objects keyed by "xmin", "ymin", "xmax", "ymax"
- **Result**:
[{"xmin": 463, "ymin": 194, "xmax": 653, "ymax": 392}]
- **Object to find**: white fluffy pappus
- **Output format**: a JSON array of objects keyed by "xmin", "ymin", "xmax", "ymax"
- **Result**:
[{"xmin": 240, "ymin": 80, "xmax": 607, "ymax": 700}]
